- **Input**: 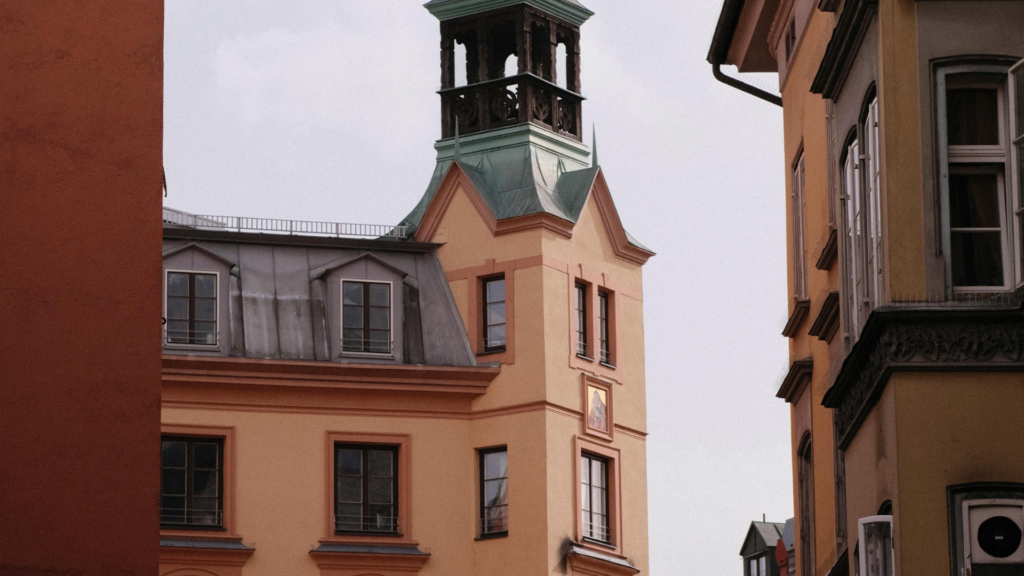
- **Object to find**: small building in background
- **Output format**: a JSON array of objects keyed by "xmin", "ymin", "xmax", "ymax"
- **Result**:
[{"xmin": 741, "ymin": 520, "xmax": 788, "ymax": 576}]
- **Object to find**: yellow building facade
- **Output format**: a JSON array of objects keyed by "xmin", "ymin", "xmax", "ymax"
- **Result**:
[
  {"xmin": 158, "ymin": 2, "xmax": 652, "ymax": 576},
  {"xmin": 711, "ymin": 1, "xmax": 1024, "ymax": 576}
]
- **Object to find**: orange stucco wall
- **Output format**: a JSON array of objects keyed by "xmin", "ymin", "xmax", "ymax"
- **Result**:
[{"xmin": 0, "ymin": 2, "xmax": 164, "ymax": 575}]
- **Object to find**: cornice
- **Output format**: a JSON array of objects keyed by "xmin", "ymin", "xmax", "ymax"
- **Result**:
[
  {"xmin": 425, "ymin": 0, "xmax": 593, "ymax": 27},
  {"xmin": 810, "ymin": 0, "xmax": 877, "ymax": 98},
  {"xmin": 162, "ymin": 355, "xmax": 500, "ymax": 395},
  {"xmin": 823, "ymin": 305, "xmax": 1024, "ymax": 449},
  {"xmin": 777, "ymin": 357, "xmax": 813, "ymax": 403},
  {"xmin": 809, "ymin": 291, "xmax": 841, "ymax": 342},
  {"xmin": 782, "ymin": 300, "xmax": 811, "ymax": 338}
]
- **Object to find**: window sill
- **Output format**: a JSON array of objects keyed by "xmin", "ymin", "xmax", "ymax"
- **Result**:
[
  {"xmin": 477, "ymin": 347, "xmax": 506, "ymax": 356},
  {"xmin": 475, "ymin": 531, "xmax": 509, "ymax": 541},
  {"xmin": 576, "ymin": 354, "xmax": 595, "ymax": 362},
  {"xmin": 334, "ymin": 531, "xmax": 403, "ymax": 538},
  {"xmin": 599, "ymin": 361, "xmax": 616, "ymax": 370},
  {"xmin": 339, "ymin": 352, "xmax": 395, "ymax": 360}
]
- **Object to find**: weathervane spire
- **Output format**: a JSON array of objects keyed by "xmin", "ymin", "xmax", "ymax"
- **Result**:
[{"xmin": 591, "ymin": 125, "xmax": 598, "ymax": 167}]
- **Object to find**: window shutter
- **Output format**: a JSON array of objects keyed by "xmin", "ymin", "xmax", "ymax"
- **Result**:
[
  {"xmin": 858, "ymin": 515, "xmax": 894, "ymax": 576},
  {"xmin": 1011, "ymin": 59, "xmax": 1024, "ymax": 283}
]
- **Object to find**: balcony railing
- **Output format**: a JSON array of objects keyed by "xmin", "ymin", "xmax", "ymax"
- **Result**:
[
  {"xmin": 163, "ymin": 207, "xmax": 408, "ymax": 240},
  {"xmin": 335, "ymin": 514, "xmax": 399, "ymax": 534},
  {"xmin": 439, "ymin": 73, "xmax": 584, "ymax": 141}
]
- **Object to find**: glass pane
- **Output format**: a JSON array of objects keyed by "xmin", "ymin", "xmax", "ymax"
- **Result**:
[
  {"xmin": 166, "ymin": 297, "xmax": 189, "ymax": 320},
  {"xmin": 947, "ymin": 88, "xmax": 999, "ymax": 146},
  {"xmin": 194, "ymin": 274, "xmax": 216, "ymax": 298},
  {"xmin": 591, "ymin": 460, "xmax": 604, "ymax": 488},
  {"xmin": 162, "ymin": 441, "xmax": 186, "ymax": 468},
  {"xmin": 337, "ymin": 476, "xmax": 361, "ymax": 503},
  {"xmin": 484, "ymin": 479, "xmax": 507, "ymax": 506},
  {"xmin": 195, "ymin": 299, "xmax": 216, "ymax": 321},
  {"xmin": 193, "ymin": 470, "xmax": 218, "ymax": 497},
  {"xmin": 162, "ymin": 469, "xmax": 186, "ymax": 496},
  {"xmin": 342, "ymin": 305, "xmax": 363, "ymax": 328},
  {"xmin": 486, "ymin": 279, "xmax": 505, "ymax": 303},
  {"xmin": 591, "ymin": 486, "xmax": 605, "ymax": 514},
  {"xmin": 342, "ymin": 329, "xmax": 364, "ymax": 350},
  {"xmin": 195, "ymin": 322, "xmax": 216, "ymax": 344},
  {"xmin": 368, "ymin": 478, "xmax": 393, "ymax": 504},
  {"xmin": 161, "ymin": 496, "xmax": 185, "ymax": 523},
  {"xmin": 581, "ymin": 482, "xmax": 591, "ymax": 511},
  {"xmin": 952, "ymin": 231, "xmax": 1004, "ymax": 286},
  {"xmin": 167, "ymin": 273, "xmax": 189, "ymax": 296},
  {"xmin": 368, "ymin": 450, "xmax": 393, "ymax": 477},
  {"xmin": 336, "ymin": 503, "xmax": 361, "ymax": 531},
  {"xmin": 337, "ymin": 448, "xmax": 362, "ymax": 475},
  {"xmin": 484, "ymin": 450, "xmax": 507, "ymax": 480},
  {"xmin": 369, "ymin": 283, "xmax": 389, "ymax": 306},
  {"xmin": 369, "ymin": 330, "xmax": 390, "ymax": 353},
  {"xmin": 369, "ymin": 307, "xmax": 389, "ymax": 330},
  {"xmin": 193, "ymin": 443, "xmax": 218, "ymax": 469},
  {"xmin": 594, "ymin": 512, "xmax": 608, "ymax": 541},
  {"xmin": 759, "ymin": 556, "xmax": 766, "ymax": 576},
  {"xmin": 485, "ymin": 504, "xmax": 509, "ymax": 533},
  {"xmin": 166, "ymin": 320, "xmax": 188, "ymax": 343},
  {"xmin": 343, "ymin": 283, "xmax": 363, "ymax": 305},
  {"xmin": 368, "ymin": 504, "xmax": 395, "ymax": 531},
  {"xmin": 750, "ymin": 559, "xmax": 757, "ymax": 576},
  {"xmin": 580, "ymin": 456, "xmax": 590, "ymax": 484},
  {"xmin": 487, "ymin": 302, "xmax": 506, "ymax": 326},
  {"xmin": 950, "ymin": 173, "xmax": 1001, "ymax": 228},
  {"xmin": 191, "ymin": 497, "xmax": 219, "ymax": 525},
  {"xmin": 486, "ymin": 325, "xmax": 506, "ymax": 347}
]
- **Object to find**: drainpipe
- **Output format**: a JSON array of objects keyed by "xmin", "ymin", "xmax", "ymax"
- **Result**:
[{"xmin": 712, "ymin": 63, "xmax": 783, "ymax": 107}]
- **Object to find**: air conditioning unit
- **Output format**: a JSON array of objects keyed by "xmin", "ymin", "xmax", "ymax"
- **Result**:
[{"xmin": 964, "ymin": 499, "xmax": 1024, "ymax": 568}]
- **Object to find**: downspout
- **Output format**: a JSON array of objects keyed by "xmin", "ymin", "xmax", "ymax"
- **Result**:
[{"xmin": 712, "ymin": 63, "xmax": 783, "ymax": 107}]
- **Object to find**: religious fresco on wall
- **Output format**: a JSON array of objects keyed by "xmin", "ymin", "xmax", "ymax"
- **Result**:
[{"xmin": 587, "ymin": 385, "xmax": 608, "ymax": 433}]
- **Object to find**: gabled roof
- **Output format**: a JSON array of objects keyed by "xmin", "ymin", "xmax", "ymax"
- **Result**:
[
  {"xmin": 740, "ymin": 521, "xmax": 786, "ymax": 557},
  {"xmin": 781, "ymin": 518, "xmax": 795, "ymax": 551},
  {"xmin": 401, "ymin": 150, "xmax": 652, "ymax": 261}
]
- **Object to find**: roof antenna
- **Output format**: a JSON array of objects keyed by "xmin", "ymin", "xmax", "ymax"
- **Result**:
[
  {"xmin": 591, "ymin": 124, "xmax": 598, "ymax": 167},
  {"xmin": 763, "ymin": 513, "xmax": 766, "ymax": 522},
  {"xmin": 454, "ymin": 118, "xmax": 462, "ymax": 164}
]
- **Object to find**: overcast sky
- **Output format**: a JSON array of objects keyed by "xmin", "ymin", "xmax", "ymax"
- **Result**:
[{"xmin": 164, "ymin": 1, "xmax": 791, "ymax": 572}]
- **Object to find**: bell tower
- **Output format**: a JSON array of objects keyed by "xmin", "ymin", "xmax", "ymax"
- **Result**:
[{"xmin": 428, "ymin": 0, "xmax": 592, "ymax": 142}]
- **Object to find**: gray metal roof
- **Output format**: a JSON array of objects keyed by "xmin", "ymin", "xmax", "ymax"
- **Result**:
[
  {"xmin": 740, "ymin": 521, "xmax": 786, "ymax": 557},
  {"xmin": 162, "ymin": 227, "xmax": 477, "ymax": 368},
  {"xmin": 781, "ymin": 518, "xmax": 795, "ymax": 551},
  {"xmin": 424, "ymin": 0, "xmax": 594, "ymax": 26}
]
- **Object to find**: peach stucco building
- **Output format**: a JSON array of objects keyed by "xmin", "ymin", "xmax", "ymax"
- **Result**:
[{"xmin": 158, "ymin": 1, "xmax": 652, "ymax": 575}]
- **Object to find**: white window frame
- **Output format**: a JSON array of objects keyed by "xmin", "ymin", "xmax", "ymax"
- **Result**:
[
  {"xmin": 339, "ymin": 278, "xmax": 395, "ymax": 358},
  {"xmin": 841, "ymin": 137, "xmax": 864, "ymax": 342},
  {"xmin": 163, "ymin": 268, "xmax": 220, "ymax": 349},
  {"xmin": 1010, "ymin": 58, "xmax": 1024, "ymax": 286},
  {"xmin": 936, "ymin": 64, "xmax": 1016, "ymax": 295},
  {"xmin": 793, "ymin": 152, "xmax": 809, "ymax": 300},
  {"xmin": 864, "ymin": 98, "xmax": 883, "ymax": 308},
  {"xmin": 858, "ymin": 515, "xmax": 894, "ymax": 576}
]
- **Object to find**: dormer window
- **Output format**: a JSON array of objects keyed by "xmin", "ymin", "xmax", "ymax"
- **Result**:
[
  {"xmin": 165, "ymin": 271, "xmax": 218, "ymax": 345},
  {"xmin": 342, "ymin": 281, "xmax": 392, "ymax": 354}
]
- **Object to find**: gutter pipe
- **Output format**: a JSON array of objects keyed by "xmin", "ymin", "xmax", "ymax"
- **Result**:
[{"xmin": 712, "ymin": 63, "xmax": 783, "ymax": 107}]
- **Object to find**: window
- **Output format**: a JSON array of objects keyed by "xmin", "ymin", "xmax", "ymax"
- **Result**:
[
  {"xmin": 842, "ymin": 136, "xmax": 864, "ymax": 339},
  {"xmin": 938, "ymin": 68, "xmax": 1019, "ymax": 293},
  {"xmin": 798, "ymin": 436, "xmax": 815, "ymax": 576},
  {"xmin": 342, "ymin": 281, "xmax": 391, "ymax": 354},
  {"xmin": 598, "ymin": 291, "xmax": 611, "ymax": 364},
  {"xmin": 581, "ymin": 452, "xmax": 609, "ymax": 543},
  {"xmin": 161, "ymin": 436, "xmax": 223, "ymax": 528},
  {"xmin": 480, "ymin": 448, "xmax": 508, "ymax": 537},
  {"xmin": 784, "ymin": 17, "xmax": 796, "ymax": 63},
  {"xmin": 483, "ymin": 277, "xmax": 506, "ymax": 352},
  {"xmin": 864, "ymin": 98, "xmax": 883, "ymax": 306},
  {"xmin": 166, "ymin": 272, "xmax": 217, "ymax": 345},
  {"xmin": 334, "ymin": 444, "xmax": 398, "ymax": 534},
  {"xmin": 748, "ymin": 555, "xmax": 768, "ymax": 576},
  {"xmin": 575, "ymin": 283, "xmax": 588, "ymax": 357},
  {"xmin": 793, "ymin": 153, "xmax": 808, "ymax": 300},
  {"xmin": 858, "ymin": 515, "xmax": 894, "ymax": 576}
]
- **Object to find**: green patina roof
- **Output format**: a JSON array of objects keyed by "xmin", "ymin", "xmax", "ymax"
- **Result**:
[
  {"xmin": 424, "ymin": 0, "xmax": 593, "ymax": 26},
  {"xmin": 399, "ymin": 129, "xmax": 650, "ymax": 253}
]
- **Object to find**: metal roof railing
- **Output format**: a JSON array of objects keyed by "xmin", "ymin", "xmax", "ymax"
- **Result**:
[{"xmin": 163, "ymin": 207, "xmax": 408, "ymax": 239}]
